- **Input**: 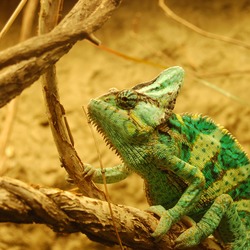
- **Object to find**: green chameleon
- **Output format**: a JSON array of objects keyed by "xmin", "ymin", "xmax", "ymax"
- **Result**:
[{"xmin": 86, "ymin": 66, "xmax": 250, "ymax": 249}]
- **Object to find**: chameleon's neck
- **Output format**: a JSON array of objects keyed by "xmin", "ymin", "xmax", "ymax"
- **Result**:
[{"xmin": 115, "ymin": 132, "xmax": 168, "ymax": 177}]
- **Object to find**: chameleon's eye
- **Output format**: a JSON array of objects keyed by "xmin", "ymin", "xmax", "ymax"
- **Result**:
[{"xmin": 117, "ymin": 90, "xmax": 138, "ymax": 110}]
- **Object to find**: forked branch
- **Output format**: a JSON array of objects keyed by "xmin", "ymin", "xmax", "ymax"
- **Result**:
[{"xmin": 0, "ymin": 0, "xmax": 122, "ymax": 108}]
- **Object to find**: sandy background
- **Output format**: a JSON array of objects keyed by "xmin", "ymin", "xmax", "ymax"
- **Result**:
[{"xmin": 0, "ymin": 0, "xmax": 250, "ymax": 249}]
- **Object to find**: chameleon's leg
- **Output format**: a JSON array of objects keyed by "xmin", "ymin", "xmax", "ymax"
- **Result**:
[
  {"xmin": 83, "ymin": 163, "xmax": 131, "ymax": 183},
  {"xmin": 175, "ymin": 194, "xmax": 248, "ymax": 250},
  {"xmin": 147, "ymin": 154, "xmax": 205, "ymax": 241}
]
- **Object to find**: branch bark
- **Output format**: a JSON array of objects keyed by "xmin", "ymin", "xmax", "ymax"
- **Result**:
[
  {"xmin": 0, "ymin": 176, "xmax": 222, "ymax": 250},
  {"xmin": 0, "ymin": 176, "xmax": 175, "ymax": 249},
  {"xmin": 38, "ymin": 0, "xmax": 106, "ymax": 199},
  {"xmin": 0, "ymin": 0, "xmax": 122, "ymax": 108},
  {"xmin": 0, "ymin": 177, "xmax": 221, "ymax": 250}
]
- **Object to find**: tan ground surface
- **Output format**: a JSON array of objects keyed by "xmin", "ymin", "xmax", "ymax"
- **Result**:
[{"xmin": 0, "ymin": 0, "xmax": 250, "ymax": 249}]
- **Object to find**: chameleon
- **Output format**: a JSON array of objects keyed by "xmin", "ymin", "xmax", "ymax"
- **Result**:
[{"xmin": 85, "ymin": 66, "xmax": 250, "ymax": 249}]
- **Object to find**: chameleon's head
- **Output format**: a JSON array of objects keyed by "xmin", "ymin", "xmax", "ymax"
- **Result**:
[{"xmin": 88, "ymin": 66, "xmax": 184, "ymax": 145}]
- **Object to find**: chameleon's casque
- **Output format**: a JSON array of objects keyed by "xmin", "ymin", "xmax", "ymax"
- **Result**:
[{"xmin": 87, "ymin": 66, "xmax": 250, "ymax": 249}]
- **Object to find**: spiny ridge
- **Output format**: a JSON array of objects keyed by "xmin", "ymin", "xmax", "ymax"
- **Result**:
[{"xmin": 88, "ymin": 116, "xmax": 121, "ymax": 157}]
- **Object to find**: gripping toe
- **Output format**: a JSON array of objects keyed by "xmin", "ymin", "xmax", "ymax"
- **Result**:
[{"xmin": 147, "ymin": 205, "xmax": 175, "ymax": 242}]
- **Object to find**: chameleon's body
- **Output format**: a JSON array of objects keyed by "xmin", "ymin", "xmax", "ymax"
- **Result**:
[{"xmin": 87, "ymin": 67, "xmax": 250, "ymax": 249}]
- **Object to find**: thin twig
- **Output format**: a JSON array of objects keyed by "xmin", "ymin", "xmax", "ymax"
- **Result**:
[
  {"xmin": 0, "ymin": 0, "xmax": 122, "ymax": 109},
  {"xmin": 96, "ymin": 44, "xmax": 250, "ymax": 107},
  {"xmin": 195, "ymin": 77, "xmax": 250, "ymax": 108},
  {"xmin": 158, "ymin": 0, "xmax": 250, "ymax": 50},
  {"xmin": 0, "ymin": 0, "xmax": 28, "ymax": 39},
  {"xmin": 97, "ymin": 44, "xmax": 166, "ymax": 68},
  {"xmin": 82, "ymin": 107, "xmax": 124, "ymax": 249}
]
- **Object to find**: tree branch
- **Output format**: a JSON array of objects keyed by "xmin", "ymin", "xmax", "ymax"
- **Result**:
[
  {"xmin": 0, "ymin": 0, "xmax": 122, "ymax": 108},
  {"xmin": 0, "ymin": 177, "xmax": 222, "ymax": 250},
  {"xmin": 0, "ymin": 176, "xmax": 175, "ymax": 249},
  {"xmin": 38, "ymin": 0, "xmax": 106, "ymax": 199}
]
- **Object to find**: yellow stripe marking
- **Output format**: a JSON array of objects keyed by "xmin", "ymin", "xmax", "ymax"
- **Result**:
[
  {"xmin": 203, "ymin": 164, "xmax": 250, "ymax": 201},
  {"xmin": 190, "ymin": 128, "xmax": 223, "ymax": 170},
  {"xmin": 235, "ymin": 199, "xmax": 250, "ymax": 213}
]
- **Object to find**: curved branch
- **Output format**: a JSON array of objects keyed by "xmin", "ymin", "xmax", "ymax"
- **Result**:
[{"xmin": 0, "ymin": 0, "xmax": 122, "ymax": 108}]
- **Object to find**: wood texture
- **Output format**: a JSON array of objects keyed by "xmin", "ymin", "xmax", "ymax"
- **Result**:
[
  {"xmin": 0, "ymin": 0, "xmax": 121, "ymax": 108},
  {"xmin": 0, "ymin": 176, "xmax": 222, "ymax": 249}
]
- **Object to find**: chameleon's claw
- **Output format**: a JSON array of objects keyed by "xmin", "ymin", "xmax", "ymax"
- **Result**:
[
  {"xmin": 66, "ymin": 163, "xmax": 96, "ymax": 184},
  {"xmin": 174, "ymin": 226, "xmax": 203, "ymax": 249},
  {"xmin": 82, "ymin": 163, "xmax": 96, "ymax": 179},
  {"xmin": 146, "ymin": 205, "xmax": 174, "ymax": 241}
]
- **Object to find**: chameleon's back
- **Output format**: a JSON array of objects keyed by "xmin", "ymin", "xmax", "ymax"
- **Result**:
[{"xmin": 168, "ymin": 113, "xmax": 250, "ymax": 230}]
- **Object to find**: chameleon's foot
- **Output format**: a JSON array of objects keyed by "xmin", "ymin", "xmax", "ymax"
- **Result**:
[
  {"xmin": 66, "ymin": 163, "xmax": 96, "ymax": 184},
  {"xmin": 175, "ymin": 228, "xmax": 249, "ymax": 250},
  {"xmin": 82, "ymin": 163, "xmax": 96, "ymax": 179},
  {"xmin": 175, "ymin": 194, "xmax": 250, "ymax": 249},
  {"xmin": 174, "ymin": 226, "xmax": 203, "ymax": 249},
  {"xmin": 146, "ymin": 205, "xmax": 175, "ymax": 241}
]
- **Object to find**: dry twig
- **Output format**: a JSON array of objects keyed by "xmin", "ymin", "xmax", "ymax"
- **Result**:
[
  {"xmin": 158, "ymin": 0, "xmax": 250, "ymax": 50},
  {"xmin": 0, "ymin": 0, "xmax": 28, "ymax": 39},
  {"xmin": 0, "ymin": 0, "xmax": 121, "ymax": 108}
]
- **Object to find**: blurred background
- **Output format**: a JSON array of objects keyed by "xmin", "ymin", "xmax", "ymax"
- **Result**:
[{"xmin": 0, "ymin": 0, "xmax": 250, "ymax": 249}]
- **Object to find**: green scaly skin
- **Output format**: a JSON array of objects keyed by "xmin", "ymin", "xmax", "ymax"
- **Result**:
[{"xmin": 87, "ymin": 67, "xmax": 250, "ymax": 249}]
